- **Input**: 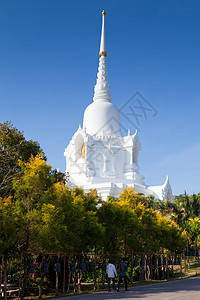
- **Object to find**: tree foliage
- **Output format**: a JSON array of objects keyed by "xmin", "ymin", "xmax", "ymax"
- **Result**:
[
  {"xmin": 2, "ymin": 153, "xmax": 185, "ymax": 256},
  {"xmin": 0, "ymin": 197, "xmax": 17, "ymax": 255},
  {"xmin": 156, "ymin": 192, "xmax": 200, "ymax": 252},
  {"xmin": 0, "ymin": 122, "xmax": 43, "ymax": 197},
  {"xmin": 97, "ymin": 188, "xmax": 186, "ymax": 254},
  {"xmin": 0, "ymin": 123, "xmax": 188, "ymax": 258}
]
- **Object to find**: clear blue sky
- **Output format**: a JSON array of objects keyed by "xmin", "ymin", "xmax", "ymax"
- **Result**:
[{"xmin": 1, "ymin": 0, "xmax": 200, "ymax": 196}]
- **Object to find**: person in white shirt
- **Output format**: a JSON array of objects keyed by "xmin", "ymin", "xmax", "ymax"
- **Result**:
[{"xmin": 106, "ymin": 259, "xmax": 117, "ymax": 292}]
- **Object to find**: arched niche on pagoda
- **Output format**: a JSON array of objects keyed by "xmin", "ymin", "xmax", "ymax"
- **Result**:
[{"xmin": 74, "ymin": 134, "xmax": 85, "ymax": 161}]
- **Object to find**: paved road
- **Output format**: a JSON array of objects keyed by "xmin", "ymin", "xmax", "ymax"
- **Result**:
[{"xmin": 52, "ymin": 277, "xmax": 200, "ymax": 299}]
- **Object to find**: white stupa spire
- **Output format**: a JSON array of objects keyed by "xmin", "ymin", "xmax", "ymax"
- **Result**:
[
  {"xmin": 93, "ymin": 10, "xmax": 111, "ymax": 102},
  {"xmin": 99, "ymin": 9, "xmax": 107, "ymax": 57}
]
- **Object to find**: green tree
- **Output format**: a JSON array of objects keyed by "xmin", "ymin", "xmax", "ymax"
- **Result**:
[
  {"xmin": 155, "ymin": 198, "xmax": 173, "ymax": 217},
  {"xmin": 0, "ymin": 122, "xmax": 43, "ymax": 197},
  {"xmin": 170, "ymin": 199, "xmax": 187, "ymax": 226},
  {"xmin": 12, "ymin": 153, "xmax": 54, "ymax": 299},
  {"xmin": 189, "ymin": 194, "xmax": 200, "ymax": 217},
  {"xmin": 117, "ymin": 188, "xmax": 186, "ymax": 253},
  {"xmin": 0, "ymin": 196, "xmax": 18, "ymax": 298},
  {"xmin": 0, "ymin": 197, "xmax": 17, "ymax": 254},
  {"xmin": 39, "ymin": 184, "xmax": 103, "ymax": 253},
  {"xmin": 188, "ymin": 217, "xmax": 200, "ymax": 254},
  {"xmin": 13, "ymin": 153, "xmax": 52, "ymax": 252},
  {"xmin": 97, "ymin": 188, "xmax": 186, "ymax": 254},
  {"xmin": 97, "ymin": 201, "xmax": 139, "ymax": 254}
]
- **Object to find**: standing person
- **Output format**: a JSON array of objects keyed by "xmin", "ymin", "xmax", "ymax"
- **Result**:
[
  {"xmin": 117, "ymin": 258, "xmax": 128, "ymax": 292},
  {"xmin": 106, "ymin": 259, "xmax": 117, "ymax": 292},
  {"xmin": 101, "ymin": 260, "xmax": 107, "ymax": 288}
]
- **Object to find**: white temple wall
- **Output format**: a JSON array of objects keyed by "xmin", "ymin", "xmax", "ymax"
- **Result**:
[
  {"xmin": 114, "ymin": 148, "xmax": 123, "ymax": 178},
  {"xmin": 133, "ymin": 139, "xmax": 139, "ymax": 165}
]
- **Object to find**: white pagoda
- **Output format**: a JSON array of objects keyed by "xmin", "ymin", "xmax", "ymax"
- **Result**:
[{"xmin": 64, "ymin": 10, "xmax": 173, "ymax": 201}]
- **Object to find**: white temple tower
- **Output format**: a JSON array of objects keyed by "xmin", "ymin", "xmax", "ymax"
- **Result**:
[{"xmin": 64, "ymin": 10, "xmax": 173, "ymax": 200}]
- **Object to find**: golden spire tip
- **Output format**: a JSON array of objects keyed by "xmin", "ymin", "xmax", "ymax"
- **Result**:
[{"xmin": 102, "ymin": 9, "xmax": 106, "ymax": 16}]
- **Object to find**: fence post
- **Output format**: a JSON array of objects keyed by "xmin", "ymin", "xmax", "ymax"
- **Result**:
[
  {"xmin": 63, "ymin": 254, "xmax": 66, "ymax": 294},
  {"xmin": 130, "ymin": 252, "xmax": 133, "ymax": 284},
  {"xmin": 150, "ymin": 254, "xmax": 152, "ymax": 280},
  {"xmin": 18, "ymin": 252, "xmax": 23, "ymax": 300},
  {"xmin": 97, "ymin": 256, "xmax": 100, "ymax": 290},
  {"xmin": 0, "ymin": 256, "xmax": 4, "ymax": 299},
  {"xmin": 161, "ymin": 254, "xmax": 164, "ymax": 280},
  {"xmin": 196, "ymin": 258, "xmax": 198, "ymax": 276},
  {"xmin": 166, "ymin": 254, "xmax": 169, "ymax": 280},
  {"xmin": 180, "ymin": 256, "xmax": 182, "ymax": 277}
]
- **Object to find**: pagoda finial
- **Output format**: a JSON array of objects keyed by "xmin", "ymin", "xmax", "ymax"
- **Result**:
[
  {"xmin": 93, "ymin": 9, "xmax": 111, "ymax": 102},
  {"xmin": 99, "ymin": 9, "xmax": 107, "ymax": 57}
]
